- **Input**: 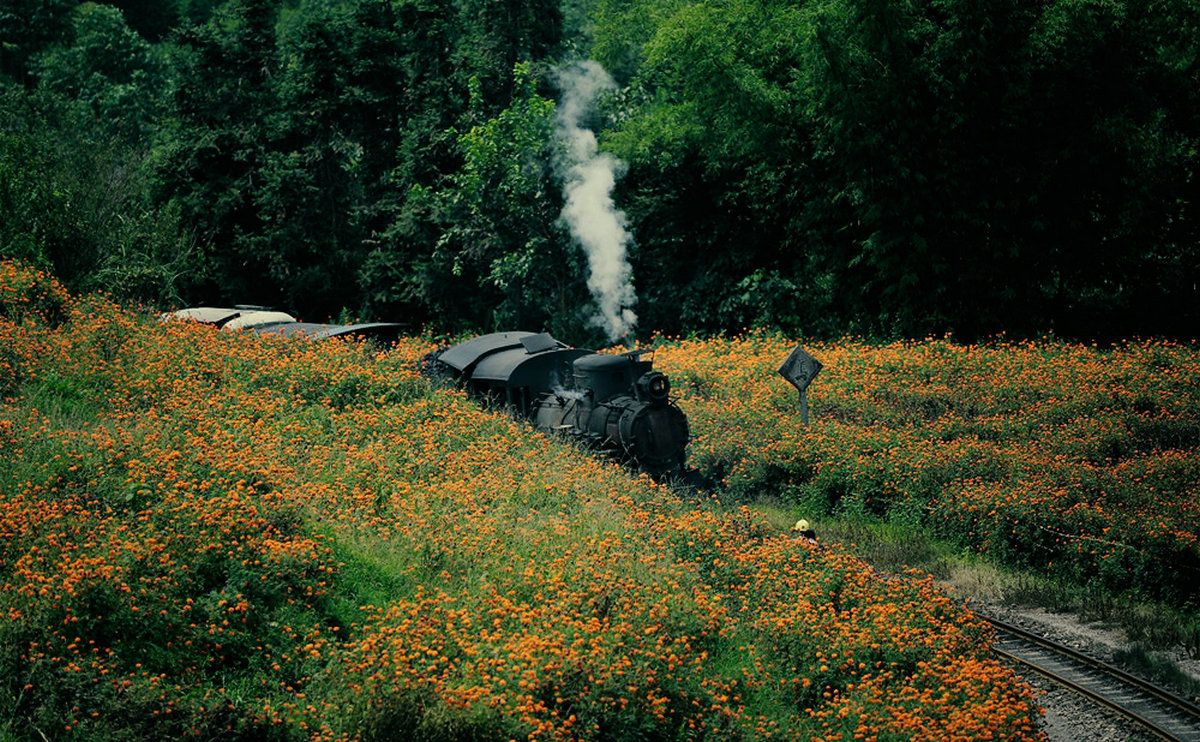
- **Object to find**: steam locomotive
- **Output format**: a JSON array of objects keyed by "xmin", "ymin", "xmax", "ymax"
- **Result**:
[{"xmin": 423, "ymin": 332, "xmax": 690, "ymax": 476}]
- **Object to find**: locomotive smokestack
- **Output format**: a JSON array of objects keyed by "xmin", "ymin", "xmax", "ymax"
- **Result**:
[{"xmin": 554, "ymin": 60, "xmax": 637, "ymax": 342}]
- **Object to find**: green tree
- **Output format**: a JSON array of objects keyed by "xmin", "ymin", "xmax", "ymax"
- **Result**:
[
  {"xmin": 0, "ymin": 87, "xmax": 192, "ymax": 304},
  {"xmin": 1022, "ymin": 0, "xmax": 1200, "ymax": 339},
  {"xmin": 593, "ymin": 0, "xmax": 831, "ymax": 336},
  {"xmin": 362, "ymin": 0, "xmax": 571, "ymax": 330},
  {"xmin": 799, "ymin": 0, "xmax": 1045, "ymax": 338},
  {"xmin": 0, "ymin": 0, "xmax": 75, "ymax": 85},
  {"xmin": 35, "ymin": 2, "xmax": 168, "ymax": 144},
  {"xmin": 357, "ymin": 0, "xmax": 465, "ymax": 325},
  {"xmin": 103, "ymin": 0, "xmax": 183, "ymax": 41},
  {"xmin": 151, "ymin": 0, "xmax": 570, "ymax": 324},
  {"xmin": 2, "ymin": 3, "xmax": 189, "ymax": 304},
  {"xmin": 419, "ymin": 63, "xmax": 587, "ymax": 337},
  {"xmin": 592, "ymin": 0, "xmax": 1199, "ymax": 340},
  {"xmin": 150, "ymin": 0, "xmax": 282, "ymax": 307},
  {"xmin": 456, "ymin": 0, "xmax": 563, "ymax": 107},
  {"xmin": 247, "ymin": 0, "xmax": 419, "ymax": 319}
]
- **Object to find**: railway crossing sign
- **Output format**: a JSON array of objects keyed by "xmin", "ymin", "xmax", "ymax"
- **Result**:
[{"xmin": 778, "ymin": 344, "xmax": 823, "ymax": 425}]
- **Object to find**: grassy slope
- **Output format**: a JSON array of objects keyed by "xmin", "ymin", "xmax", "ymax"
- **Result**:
[
  {"xmin": 648, "ymin": 331, "xmax": 1200, "ymax": 681},
  {"xmin": 651, "ymin": 331, "xmax": 1200, "ymax": 608},
  {"xmin": 0, "ymin": 261, "xmax": 1039, "ymax": 741}
]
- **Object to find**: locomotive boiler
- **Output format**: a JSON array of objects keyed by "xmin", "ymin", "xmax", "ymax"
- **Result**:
[{"xmin": 423, "ymin": 332, "xmax": 689, "ymax": 476}]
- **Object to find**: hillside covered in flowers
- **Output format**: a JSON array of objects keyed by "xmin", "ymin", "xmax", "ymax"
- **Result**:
[
  {"xmin": 650, "ymin": 331, "xmax": 1200, "ymax": 609},
  {"xmin": 0, "ymin": 260, "xmax": 1045, "ymax": 739}
]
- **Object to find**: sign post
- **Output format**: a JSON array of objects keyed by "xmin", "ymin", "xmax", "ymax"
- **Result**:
[{"xmin": 777, "ymin": 344, "xmax": 823, "ymax": 426}]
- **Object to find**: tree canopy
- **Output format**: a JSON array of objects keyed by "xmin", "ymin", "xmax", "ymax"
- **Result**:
[{"xmin": 1, "ymin": 0, "xmax": 1196, "ymax": 342}]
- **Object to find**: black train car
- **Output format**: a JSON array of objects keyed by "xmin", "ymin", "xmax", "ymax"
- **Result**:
[
  {"xmin": 425, "ymin": 332, "xmax": 689, "ymax": 476},
  {"xmin": 165, "ymin": 306, "xmax": 405, "ymax": 344}
]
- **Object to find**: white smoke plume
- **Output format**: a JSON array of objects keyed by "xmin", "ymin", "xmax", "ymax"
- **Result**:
[{"xmin": 554, "ymin": 60, "xmax": 637, "ymax": 341}]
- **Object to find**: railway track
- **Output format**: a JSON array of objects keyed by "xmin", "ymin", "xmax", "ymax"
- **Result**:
[{"xmin": 985, "ymin": 615, "xmax": 1200, "ymax": 742}]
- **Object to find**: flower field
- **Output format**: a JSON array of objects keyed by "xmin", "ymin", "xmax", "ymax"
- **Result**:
[
  {"xmin": 0, "ymin": 259, "xmax": 1042, "ymax": 739},
  {"xmin": 649, "ymin": 331, "xmax": 1200, "ymax": 606}
]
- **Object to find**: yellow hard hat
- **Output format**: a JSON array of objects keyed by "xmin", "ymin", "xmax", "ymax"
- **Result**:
[{"xmin": 793, "ymin": 519, "xmax": 810, "ymax": 531}]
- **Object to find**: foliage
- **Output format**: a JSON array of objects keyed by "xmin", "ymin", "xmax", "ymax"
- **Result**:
[
  {"xmin": 34, "ymin": 2, "xmax": 168, "ymax": 143},
  {"xmin": 2, "ymin": 0, "xmax": 1199, "ymax": 339},
  {"xmin": 0, "ymin": 85, "xmax": 192, "ymax": 306},
  {"xmin": 1, "ymin": 4, "xmax": 184, "ymax": 304},
  {"xmin": 416, "ymin": 63, "xmax": 597, "ymax": 338},
  {"xmin": 591, "ymin": 0, "xmax": 1200, "ymax": 341},
  {"xmin": 649, "ymin": 330, "xmax": 1200, "ymax": 605},
  {"xmin": 590, "ymin": 0, "xmax": 830, "ymax": 337},
  {"xmin": 796, "ymin": 0, "xmax": 1045, "ymax": 336},
  {"xmin": 0, "ymin": 0, "xmax": 76, "ymax": 85},
  {"xmin": 0, "ymin": 261, "xmax": 1042, "ymax": 739}
]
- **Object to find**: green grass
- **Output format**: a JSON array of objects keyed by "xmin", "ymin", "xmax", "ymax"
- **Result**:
[{"xmin": 760, "ymin": 505, "xmax": 1200, "ymax": 702}]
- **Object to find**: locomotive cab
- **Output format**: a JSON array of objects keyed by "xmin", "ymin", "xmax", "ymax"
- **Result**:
[
  {"xmin": 567, "ymin": 351, "xmax": 688, "ymax": 474},
  {"xmin": 572, "ymin": 351, "xmax": 668, "ymax": 404},
  {"xmin": 573, "ymin": 354, "xmax": 640, "ymax": 403}
]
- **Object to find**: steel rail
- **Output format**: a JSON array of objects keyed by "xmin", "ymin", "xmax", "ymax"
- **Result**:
[
  {"xmin": 991, "ymin": 644, "xmax": 1184, "ymax": 742},
  {"xmin": 985, "ymin": 615, "xmax": 1200, "ymax": 742}
]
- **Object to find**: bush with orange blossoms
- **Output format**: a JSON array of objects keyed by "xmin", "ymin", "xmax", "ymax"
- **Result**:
[
  {"xmin": 647, "ymin": 330, "xmax": 1200, "ymax": 605},
  {"xmin": 0, "ymin": 260, "xmax": 1042, "ymax": 740}
]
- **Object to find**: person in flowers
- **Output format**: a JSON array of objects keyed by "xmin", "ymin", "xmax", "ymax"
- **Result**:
[{"xmin": 791, "ymin": 518, "xmax": 817, "ymax": 542}]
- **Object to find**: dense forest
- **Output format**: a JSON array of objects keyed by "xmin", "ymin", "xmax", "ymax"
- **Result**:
[{"xmin": 1, "ymin": 0, "xmax": 1197, "ymax": 345}]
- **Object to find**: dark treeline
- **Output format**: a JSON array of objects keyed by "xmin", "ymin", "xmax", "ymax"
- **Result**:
[{"xmin": 1, "ymin": 0, "xmax": 1197, "ymax": 344}]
